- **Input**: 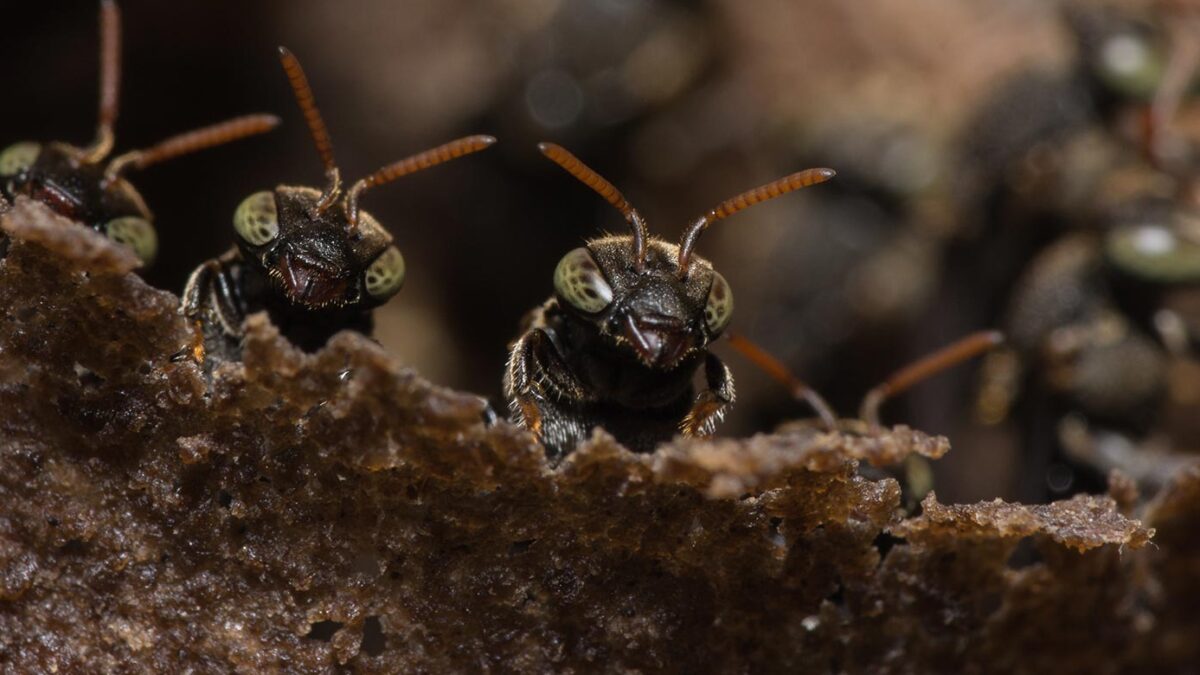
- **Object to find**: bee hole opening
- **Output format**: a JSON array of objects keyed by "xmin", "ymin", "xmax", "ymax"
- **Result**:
[
  {"xmin": 361, "ymin": 615, "xmax": 386, "ymax": 656},
  {"xmin": 305, "ymin": 620, "xmax": 344, "ymax": 642}
]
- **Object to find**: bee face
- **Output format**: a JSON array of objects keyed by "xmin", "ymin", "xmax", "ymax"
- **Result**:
[
  {"xmin": 232, "ymin": 186, "xmax": 402, "ymax": 311},
  {"xmin": 554, "ymin": 236, "xmax": 729, "ymax": 369}
]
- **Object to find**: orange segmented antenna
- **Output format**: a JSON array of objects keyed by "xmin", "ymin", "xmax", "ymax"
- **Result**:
[
  {"xmin": 726, "ymin": 333, "xmax": 837, "ymax": 429},
  {"xmin": 859, "ymin": 331, "xmax": 1004, "ymax": 429},
  {"xmin": 104, "ymin": 114, "xmax": 280, "ymax": 180},
  {"xmin": 277, "ymin": 46, "xmax": 340, "ymax": 212},
  {"xmin": 345, "ymin": 135, "xmax": 497, "ymax": 226},
  {"xmin": 677, "ymin": 167, "xmax": 835, "ymax": 277},
  {"xmin": 82, "ymin": 0, "xmax": 122, "ymax": 163},
  {"xmin": 538, "ymin": 142, "xmax": 650, "ymax": 271}
]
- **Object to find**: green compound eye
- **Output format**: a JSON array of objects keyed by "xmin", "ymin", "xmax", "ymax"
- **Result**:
[
  {"xmin": 554, "ymin": 247, "xmax": 612, "ymax": 314},
  {"xmin": 1106, "ymin": 224, "xmax": 1200, "ymax": 283},
  {"xmin": 233, "ymin": 191, "xmax": 279, "ymax": 246},
  {"xmin": 364, "ymin": 246, "xmax": 406, "ymax": 300},
  {"xmin": 1095, "ymin": 32, "xmax": 1164, "ymax": 100},
  {"xmin": 0, "ymin": 142, "xmax": 41, "ymax": 176},
  {"xmin": 704, "ymin": 270, "xmax": 733, "ymax": 334},
  {"xmin": 105, "ymin": 216, "xmax": 158, "ymax": 266}
]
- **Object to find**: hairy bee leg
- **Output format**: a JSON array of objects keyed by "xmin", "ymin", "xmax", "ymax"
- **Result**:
[
  {"xmin": 180, "ymin": 250, "xmax": 244, "ymax": 363},
  {"xmin": 680, "ymin": 352, "xmax": 735, "ymax": 437},
  {"xmin": 182, "ymin": 251, "xmax": 244, "ymax": 334},
  {"xmin": 504, "ymin": 329, "xmax": 550, "ymax": 436},
  {"xmin": 181, "ymin": 262, "xmax": 214, "ymax": 319},
  {"xmin": 179, "ymin": 261, "xmax": 218, "ymax": 363}
]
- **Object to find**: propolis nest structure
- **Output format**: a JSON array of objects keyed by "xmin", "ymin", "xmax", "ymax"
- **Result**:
[{"xmin": 1, "ymin": 198, "xmax": 1198, "ymax": 672}]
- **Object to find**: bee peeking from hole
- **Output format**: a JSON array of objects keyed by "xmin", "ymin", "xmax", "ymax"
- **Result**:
[
  {"xmin": 182, "ymin": 48, "xmax": 495, "ymax": 366},
  {"xmin": 0, "ymin": 0, "xmax": 278, "ymax": 266},
  {"xmin": 504, "ymin": 143, "xmax": 834, "ymax": 458}
]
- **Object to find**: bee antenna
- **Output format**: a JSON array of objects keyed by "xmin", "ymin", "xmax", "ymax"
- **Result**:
[
  {"xmin": 82, "ymin": 0, "xmax": 122, "ymax": 164},
  {"xmin": 345, "ymin": 135, "xmax": 497, "ymax": 227},
  {"xmin": 725, "ymin": 333, "xmax": 837, "ymax": 430},
  {"xmin": 277, "ymin": 46, "xmax": 340, "ymax": 213},
  {"xmin": 538, "ymin": 142, "xmax": 650, "ymax": 271},
  {"xmin": 677, "ymin": 167, "xmax": 835, "ymax": 278},
  {"xmin": 104, "ymin": 114, "xmax": 280, "ymax": 182},
  {"xmin": 859, "ymin": 331, "xmax": 1004, "ymax": 429}
]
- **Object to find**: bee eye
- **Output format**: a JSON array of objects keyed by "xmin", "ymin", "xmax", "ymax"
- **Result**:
[
  {"xmin": 365, "ymin": 246, "xmax": 406, "ymax": 300},
  {"xmin": 554, "ymin": 247, "xmax": 612, "ymax": 313},
  {"xmin": 233, "ymin": 191, "xmax": 279, "ymax": 246},
  {"xmin": 0, "ymin": 142, "xmax": 40, "ymax": 176},
  {"xmin": 1096, "ymin": 32, "xmax": 1163, "ymax": 99},
  {"xmin": 1106, "ymin": 224, "xmax": 1200, "ymax": 282},
  {"xmin": 104, "ymin": 216, "xmax": 158, "ymax": 266},
  {"xmin": 704, "ymin": 271, "xmax": 733, "ymax": 334}
]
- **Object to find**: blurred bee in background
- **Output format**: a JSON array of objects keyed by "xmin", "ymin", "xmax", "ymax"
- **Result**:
[
  {"xmin": 965, "ymin": 0, "xmax": 1200, "ymax": 499},
  {"xmin": 977, "ymin": 161, "xmax": 1200, "ymax": 497},
  {"xmin": 947, "ymin": 0, "xmax": 1199, "ymax": 292},
  {"xmin": 0, "ymin": 0, "xmax": 277, "ymax": 267}
]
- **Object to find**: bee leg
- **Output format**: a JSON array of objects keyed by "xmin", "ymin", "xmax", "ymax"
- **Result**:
[
  {"xmin": 504, "ymin": 329, "xmax": 550, "ymax": 436},
  {"xmin": 680, "ymin": 352, "xmax": 735, "ymax": 437},
  {"xmin": 177, "ymin": 261, "xmax": 218, "ymax": 363},
  {"xmin": 179, "ymin": 251, "xmax": 244, "ymax": 364}
]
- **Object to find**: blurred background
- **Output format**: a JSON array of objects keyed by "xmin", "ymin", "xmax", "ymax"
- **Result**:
[{"xmin": 4, "ymin": 0, "xmax": 1198, "ymax": 504}]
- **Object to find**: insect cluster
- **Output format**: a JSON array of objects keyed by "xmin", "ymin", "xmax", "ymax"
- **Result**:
[
  {"xmin": 31, "ymin": 1, "xmax": 1192, "ymax": 477},
  {"xmin": 953, "ymin": 1, "xmax": 1200, "ymax": 498},
  {"xmin": 0, "ymin": 1, "xmax": 848, "ymax": 461}
]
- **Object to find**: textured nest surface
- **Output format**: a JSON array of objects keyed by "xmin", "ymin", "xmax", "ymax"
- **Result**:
[{"xmin": 0, "ymin": 198, "xmax": 1196, "ymax": 672}]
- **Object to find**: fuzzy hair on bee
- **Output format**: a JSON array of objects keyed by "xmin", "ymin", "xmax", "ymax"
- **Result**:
[
  {"xmin": 0, "ymin": 0, "xmax": 278, "ymax": 267},
  {"xmin": 181, "ymin": 47, "xmax": 495, "ymax": 367},
  {"xmin": 504, "ymin": 142, "xmax": 834, "ymax": 458}
]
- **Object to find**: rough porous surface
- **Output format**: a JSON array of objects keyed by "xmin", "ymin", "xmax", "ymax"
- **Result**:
[{"xmin": 0, "ymin": 198, "xmax": 1194, "ymax": 672}]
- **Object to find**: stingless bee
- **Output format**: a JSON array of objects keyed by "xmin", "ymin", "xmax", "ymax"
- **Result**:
[
  {"xmin": 976, "ymin": 168, "xmax": 1200, "ymax": 495},
  {"xmin": 0, "ymin": 0, "xmax": 278, "ymax": 266},
  {"xmin": 966, "ymin": 5, "xmax": 1200, "ymax": 496},
  {"xmin": 504, "ymin": 142, "xmax": 834, "ymax": 457},
  {"xmin": 182, "ymin": 48, "xmax": 495, "ymax": 365}
]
